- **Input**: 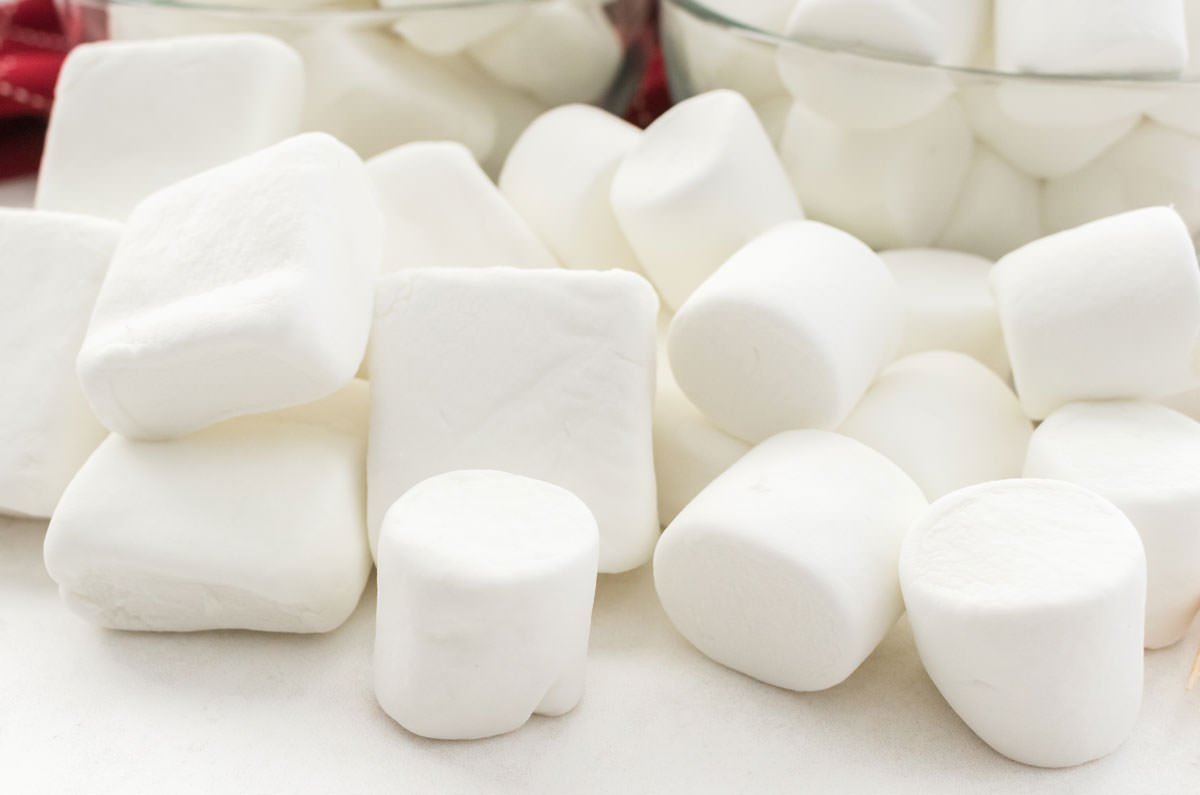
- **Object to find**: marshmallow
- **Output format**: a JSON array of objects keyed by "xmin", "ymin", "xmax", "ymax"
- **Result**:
[
  {"xmin": 0, "ymin": 211, "xmax": 120, "ymax": 518},
  {"xmin": 934, "ymin": 145, "xmax": 1042, "ymax": 260},
  {"xmin": 661, "ymin": 1, "xmax": 788, "ymax": 103},
  {"xmin": 900, "ymin": 479, "xmax": 1146, "ymax": 768},
  {"xmin": 1161, "ymin": 386, "xmax": 1200, "ymax": 421},
  {"xmin": 839, "ymin": 352, "xmax": 1032, "ymax": 500},
  {"xmin": 374, "ymin": 470, "xmax": 598, "ymax": 740},
  {"xmin": 297, "ymin": 31, "xmax": 496, "ymax": 160},
  {"xmin": 610, "ymin": 90, "xmax": 803, "ymax": 311},
  {"xmin": 752, "ymin": 95, "xmax": 795, "ymax": 148},
  {"xmin": 992, "ymin": 207, "xmax": 1200, "ymax": 419},
  {"xmin": 655, "ymin": 430, "xmax": 928, "ymax": 691},
  {"xmin": 781, "ymin": 98, "xmax": 972, "ymax": 250},
  {"xmin": 368, "ymin": 268, "xmax": 658, "ymax": 574},
  {"xmin": 36, "ymin": 34, "xmax": 303, "ymax": 221},
  {"xmin": 1149, "ymin": 1, "xmax": 1200, "ymax": 134},
  {"xmin": 500, "ymin": 105, "xmax": 643, "ymax": 274},
  {"xmin": 478, "ymin": 85, "xmax": 549, "ymax": 180},
  {"xmin": 385, "ymin": 1, "xmax": 527, "ymax": 56},
  {"xmin": 878, "ymin": 248, "xmax": 1009, "ymax": 377},
  {"xmin": 469, "ymin": 1, "xmax": 622, "ymax": 107},
  {"xmin": 77, "ymin": 133, "xmax": 381, "ymax": 440},
  {"xmin": 1025, "ymin": 401, "xmax": 1200, "ymax": 649},
  {"xmin": 1043, "ymin": 121, "xmax": 1200, "ymax": 237},
  {"xmin": 653, "ymin": 314, "xmax": 750, "ymax": 527},
  {"xmin": 701, "ymin": 0, "xmax": 796, "ymax": 32},
  {"xmin": 785, "ymin": 0, "xmax": 988, "ymax": 65},
  {"xmin": 43, "ymin": 382, "xmax": 373, "ymax": 633},
  {"xmin": 668, "ymin": 220, "xmax": 901, "ymax": 443},
  {"xmin": 369, "ymin": 141, "xmax": 558, "ymax": 273}
]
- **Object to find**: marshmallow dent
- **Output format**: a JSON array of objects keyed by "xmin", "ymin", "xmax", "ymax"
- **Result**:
[
  {"xmin": 900, "ymin": 479, "xmax": 1146, "ymax": 768},
  {"xmin": 654, "ymin": 430, "xmax": 928, "ymax": 691},
  {"xmin": 374, "ymin": 469, "xmax": 598, "ymax": 740}
]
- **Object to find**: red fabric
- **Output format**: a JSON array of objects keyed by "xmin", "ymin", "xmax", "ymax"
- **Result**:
[
  {"xmin": 0, "ymin": 0, "xmax": 68, "ymax": 177},
  {"xmin": 624, "ymin": 2, "xmax": 670, "ymax": 128}
]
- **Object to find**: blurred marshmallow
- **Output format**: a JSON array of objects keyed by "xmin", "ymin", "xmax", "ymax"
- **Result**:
[
  {"xmin": 1149, "ymin": 1, "xmax": 1200, "ymax": 134},
  {"xmin": 385, "ymin": 0, "xmax": 527, "ymax": 56},
  {"xmin": 934, "ymin": 145, "xmax": 1042, "ymax": 260},
  {"xmin": 662, "ymin": 2, "xmax": 787, "ymax": 103}
]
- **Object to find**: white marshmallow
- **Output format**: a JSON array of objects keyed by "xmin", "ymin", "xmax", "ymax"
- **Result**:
[
  {"xmin": 781, "ymin": 98, "xmax": 973, "ymax": 250},
  {"xmin": 77, "ymin": 133, "xmax": 381, "ymax": 441},
  {"xmin": 1042, "ymin": 121, "xmax": 1200, "ymax": 237},
  {"xmin": 668, "ymin": 220, "xmax": 901, "ymax": 443},
  {"xmin": 839, "ymin": 351, "xmax": 1032, "ymax": 500},
  {"xmin": 369, "ymin": 141, "xmax": 558, "ymax": 273},
  {"xmin": 1161, "ymin": 385, "xmax": 1200, "ymax": 421},
  {"xmin": 385, "ymin": 1, "xmax": 527, "ymax": 56},
  {"xmin": 752, "ymin": 95, "xmax": 795, "ymax": 148},
  {"xmin": 43, "ymin": 382, "xmax": 373, "ymax": 633},
  {"xmin": 374, "ymin": 470, "xmax": 598, "ymax": 740},
  {"xmin": 368, "ymin": 268, "xmax": 658, "ymax": 574},
  {"xmin": 478, "ymin": 85, "xmax": 549, "ymax": 180},
  {"xmin": 1025, "ymin": 401, "xmax": 1200, "ymax": 649},
  {"xmin": 662, "ymin": 1, "xmax": 788, "ymax": 103},
  {"xmin": 36, "ymin": 34, "xmax": 303, "ymax": 221},
  {"xmin": 701, "ymin": 0, "xmax": 796, "ymax": 32},
  {"xmin": 991, "ymin": 207, "xmax": 1200, "ymax": 419},
  {"xmin": 610, "ymin": 90, "xmax": 804, "ymax": 311},
  {"xmin": 297, "ymin": 31, "xmax": 496, "ymax": 160},
  {"xmin": 1149, "ymin": 1, "xmax": 1200, "ymax": 134},
  {"xmin": 0, "ymin": 211, "xmax": 120, "ymax": 518},
  {"xmin": 878, "ymin": 248, "xmax": 1009, "ymax": 377},
  {"xmin": 655, "ymin": 430, "xmax": 928, "ymax": 691},
  {"xmin": 653, "ymin": 314, "xmax": 750, "ymax": 527},
  {"xmin": 469, "ymin": 1, "xmax": 622, "ymax": 107},
  {"xmin": 935, "ymin": 145, "xmax": 1042, "ymax": 260},
  {"xmin": 500, "ymin": 105, "xmax": 643, "ymax": 275},
  {"xmin": 785, "ymin": 0, "xmax": 988, "ymax": 65},
  {"xmin": 900, "ymin": 479, "xmax": 1146, "ymax": 768}
]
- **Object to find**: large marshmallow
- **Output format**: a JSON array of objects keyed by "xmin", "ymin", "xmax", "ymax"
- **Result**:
[
  {"xmin": 879, "ymin": 248, "xmax": 1008, "ymax": 377},
  {"xmin": 469, "ymin": 1, "xmax": 622, "ymax": 107},
  {"xmin": 782, "ymin": 98, "xmax": 972, "ymax": 250},
  {"xmin": 611, "ymin": 90, "xmax": 803, "ymax": 310},
  {"xmin": 368, "ymin": 141, "xmax": 558, "ymax": 273},
  {"xmin": 36, "ymin": 34, "xmax": 303, "ymax": 221},
  {"xmin": 368, "ymin": 268, "xmax": 658, "ymax": 574},
  {"xmin": 1042, "ymin": 121, "xmax": 1200, "ymax": 237},
  {"xmin": 0, "ymin": 211, "xmax": 120, "ymax": 518},
  {"xmin": 991, "ymin": 207, "xmax": 1200, "ymax": 419},
  {"xmin": 1025, "ymin": 401, "xmax": 1200, "ymax": 649},
  {"xmin": 76, "ymin": 133, "xmax": 381, "ymax": 440},
  {"xmin": 374, "ymin": 470, "xmax": 598, "ymax": 740},
  {"xmin": 785, "ymin": 0, "xmax": 988, "ymax": 65},
  {"xmin": 655, "ymin": 430, "xmax": 928, "ymax": 691},
  {"xmin": 668, "ymin": 220, "xmax": 901, "ymax": 443},
  {"xmin": 500, "ymin": 105, "xmax": 643, "ymax": 274},
  {"xmin": 43, "ymin": 383, "xmax": 373, "ymax": 633},
  {"xmin": 478, "ymin": 84, "xmax": 549, "ymax": 180},
  {"xmin": 385, "ymin": 1, "xmax": 527, "ymax": 56},
  {"xmin": 934, "ymin": 145, "xmax": 1042, "ymax": 260},
  {"xmin": 839, "ymin": 351, "xmax": 1032, "ymax": 500},
  {"xmin": 1149, "ymin": 1, "xmax": 1200, "ymax": 134},
  {"xmin": 900, "ymin": 479, "xmax": 1146, "ymax": 768},
  {"xmin": 661, "ymin": 1, "xmax": 788, "ymax": 103}
]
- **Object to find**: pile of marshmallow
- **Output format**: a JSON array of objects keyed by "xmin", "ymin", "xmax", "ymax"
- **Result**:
[
  {"xmin": 667, "ymin": 0, "xmax": 1200, "ymax": 258},
  {"xmin": 6, "ymin": 30, "xmax": 1200, "ymax": 768}
]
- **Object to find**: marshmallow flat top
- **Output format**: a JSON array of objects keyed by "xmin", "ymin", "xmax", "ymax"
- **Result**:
[
  {"xmin": 785, "ymin": 0, "xmax": 988, "ymax": 65},
  {"xmin": 37, "ymin": 34, "xmax": 303, "ymax": 220},
  {"xmin": 368, "ymin": 140, "xmax": 558, "ymax": 272}
]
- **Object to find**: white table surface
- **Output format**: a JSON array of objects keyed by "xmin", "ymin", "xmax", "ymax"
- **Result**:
[{"xmin": 3, "ymin": 177, "xmax": 1200, "ymax": 794}]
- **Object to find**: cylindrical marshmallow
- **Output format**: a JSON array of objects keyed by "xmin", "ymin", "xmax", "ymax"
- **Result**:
[
  {"xmin": 655, "ymin": 430, "xmax": 928, "ymax": 691},
  {"xmin": 991, "ymin": 206, "xmax": 1200, "ymax": 419},
  {"xmin": 934, "ymin": 144, "xmax": 1042, "ymax": 260},
  {"xmin": 374, "ymin": 470, "xmax": 598, "ymax": 740},
  {"xmin": 1025, "ymin": 400, "xmax": 1200, "ymax": 649},
  {"xmin": 661, "ymin": 3, "xmax": 788, "ymax": 103},
  {"xmin": 668, "ymin": 220, "xmax": 902, "ymax": 443},
  {"xmin": 900, "ymin": 479, "xmax": 1146, "ymax": 768}
]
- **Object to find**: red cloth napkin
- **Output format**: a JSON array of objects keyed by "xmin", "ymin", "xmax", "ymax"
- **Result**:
[{"xmin": 0, "ymin": 0, "xmax": 68, "ymax": 179}]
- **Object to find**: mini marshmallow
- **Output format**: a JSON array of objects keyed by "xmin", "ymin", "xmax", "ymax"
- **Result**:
[
  {"xmin": 610, "ymin": 90, "xmax": 803, "ymax": 311},
  {"xmin": 77, "ymin": 133, "xmax": 381, "ymax": 440},
  {"xmin": 991, "ymin": 207, "xmax": 1200, "ymax": 419},
  {"xmin": 1042, "ymin": 121, "xmax": 1200, "ymax": 237},
  {"xmin": 655, "ymin": 430, "xmax": 928, "ymax": 691},
  {"xmin": 900, "ymin": 479, "xmax": 1146, "ymax": 768},
  {"xmin": 662, "ymin": 2, "xmax": 788, "ymax": 103},
  {"xmin": 878, "ymin": 248, "xmax": 1009, "ymax": 377},
  {"xmin": 368, "ymin": 268, "xmax": 658, "ymax": 574},
  {"xmin": 0, "ymin": 211, "xmax": 120, "ymax": 518},
  {"xmin": 369, "ymin": 141, "xmax": 558, "ymax": 273},
  {"xmin": 36, "ymin": 34, "xmax": 303, "ymax": 221},
  {"xmin": 469, "ymin": 1, "xmax": 622, "ymax": 107},
  {"xmin": 782, "ymin": 98, "xmax": 973, "ymax": 250},
  {"xmin": 669, "ymin": 220, "xmax": 901, "ymax": 443},
  {"xmin": 385, "ymin": 1, "xmax": 527, "ymax": 56},
  {"xmin": 500, "ymin": 104, "xmax": 643, "ymax": 274},
  {"xmin": 934, "ymin": 145, "xmax": 1042, "ymax": 260},
  {"xmin": 1025, "ymin": 401, "xmax": 1200, "ymax": 649},
  {"xmin": 374, "ymin": 470, "xmax": 598, "ymax": 740},
  {"xmin": 839, "ymin": 351, "xmax": 1032, "ymax": 500},
  {"xmin": 43, "ymin": 382, "xmax": 373, "ymax": 633}
]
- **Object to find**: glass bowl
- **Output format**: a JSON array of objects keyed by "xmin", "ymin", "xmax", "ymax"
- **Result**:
[
  {"xmin": 56, "ymin": 0, "xmax": 653, "ymax": 174},
  {"xmin": 662, "ymin": 0, "xmax": 1200, "ymax": 259}
]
